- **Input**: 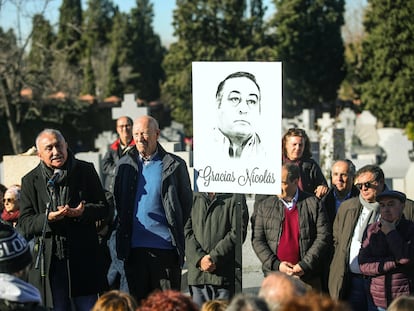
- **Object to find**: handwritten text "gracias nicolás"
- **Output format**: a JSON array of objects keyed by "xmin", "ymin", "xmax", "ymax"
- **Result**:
[{"xmin": 198, "ymin": 166, "xmax": 276, "ymax": 187}]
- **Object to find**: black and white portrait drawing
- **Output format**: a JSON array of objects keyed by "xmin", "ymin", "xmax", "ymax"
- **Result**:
[{"xmin": 192, "ymin": 62, "xmax": 282, "ymax": 194}]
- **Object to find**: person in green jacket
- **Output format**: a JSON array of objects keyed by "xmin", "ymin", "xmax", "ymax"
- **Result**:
[{"xmin": 185, "ymin": 192, "xmax": 249, "ymax": 307}]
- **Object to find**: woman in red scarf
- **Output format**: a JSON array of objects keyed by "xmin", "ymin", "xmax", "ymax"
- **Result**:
[{"xmin": 1, "ymin": 185, "xmax": 21, "ymax": 227}]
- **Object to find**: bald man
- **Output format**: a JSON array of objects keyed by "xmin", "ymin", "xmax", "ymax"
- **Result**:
[{"xmin": 259, "ymin": 272, "xmax": 307, "ymax": 311}]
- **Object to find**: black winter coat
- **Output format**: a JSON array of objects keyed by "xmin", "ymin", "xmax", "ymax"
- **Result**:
[
  {"xmin": 185, "ymin": 193, "xmax": 249, "ymax": 288},
  {"xmin": 252, "ymin": 190, "xmax": 331, "ymax": 289},
  {"xmin": 114, "ymin": 143, "xmax": 193, "ymax": 266},
  {"xmin": 18, "ymin": 157, "xmax": 109, "ymax": 308}
]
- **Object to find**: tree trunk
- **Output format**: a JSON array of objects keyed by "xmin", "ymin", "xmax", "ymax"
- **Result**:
[
  {"xmin": 0, "ymin": 76, "xmax": 24, "ymax": 154},
  {"xmin": 7, "ymin": 119, "xmax": 24, "ymax": 154}
]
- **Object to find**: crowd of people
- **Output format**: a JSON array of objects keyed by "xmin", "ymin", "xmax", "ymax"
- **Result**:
[{"xmin": 0, "ymin": 115, "xmax": 413, "ymax": 311}]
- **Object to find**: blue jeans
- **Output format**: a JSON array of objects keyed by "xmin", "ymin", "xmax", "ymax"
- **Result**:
[
  {"xmin": 50, "ymin": 258, "xmax": 98, "ymax": 311},
  {"xmin": 347, "ymin": 274, "xmax": 376, "ymax": 311}
]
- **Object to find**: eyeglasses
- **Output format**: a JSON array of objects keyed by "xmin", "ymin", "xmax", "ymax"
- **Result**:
[
  {"xmin": 355, "ymin": 180, "xmax": 377, "ymax": 190},
  {"xmin": 2, "ymin": 198, "xmax": 15, "ymax": 203},
  {"xmin": 117, "ymin": 124, "xmax": 131, "ymax": 129}
]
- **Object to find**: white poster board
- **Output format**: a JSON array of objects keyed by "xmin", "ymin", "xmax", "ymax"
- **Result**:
[{"xmin": 192, "ymin": 61, "xmax": 282, "ymax": 195}]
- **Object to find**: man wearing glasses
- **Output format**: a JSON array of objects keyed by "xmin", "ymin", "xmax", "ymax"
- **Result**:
[
  {"xmin": 102, "ymin": 116, "xmax": 135, "ymax": 193},
  {"xmin": 328, "ymin": 164, "xmax": 414, "ymax": 311},
  {"xmin": 102, "ymin": 116, "xmax": 135, "ymax": 292},
  {"xmin": 213, "ymin": 71, "xmax": 263, "ymax": 160}
]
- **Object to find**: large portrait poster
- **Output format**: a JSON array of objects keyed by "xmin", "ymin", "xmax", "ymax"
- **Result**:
[{"xmin": 192, "ymin": 61, "xmax": 282, "ymax": 195}]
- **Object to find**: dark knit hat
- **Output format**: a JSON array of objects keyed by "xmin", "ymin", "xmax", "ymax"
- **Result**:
[
  {"xmin": 0, "ymin": 222, "xmax": 32, "ymax": 273},
  {"xmin": 376, "ymin": 190, "xmax": 406, "ymax": 203}
]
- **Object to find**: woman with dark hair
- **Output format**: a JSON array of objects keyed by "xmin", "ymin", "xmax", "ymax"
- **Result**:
[{"xmin": 282, "ymin": 128, "xmax": 328, "ymax": 198}]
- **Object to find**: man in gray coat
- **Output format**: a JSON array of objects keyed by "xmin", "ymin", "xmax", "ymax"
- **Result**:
[
  {"xmin": 185, "ymin": 192, "xmax": 249, "ymax": 307},
  {"xmin": 252, "ymin": 163, "xmax": 331, "ymax": 291}
]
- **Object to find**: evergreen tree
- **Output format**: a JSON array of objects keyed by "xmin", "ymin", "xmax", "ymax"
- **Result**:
[
  {"xmin": 56, "ymin": 0, "xmax": 83, "ymax": 66},
  {"xmin": 27, "ymin": 15, "xmax": 55, "ymax": 74},
  {"xmin": 126, "ymin": 0, "xmax": 165, "ymax": 101},
  {"xmin": 105, "ymin": 8, "xmax": 128, "ymax": 98},
  {"xmin": 106, "ymin": 53, "xmax": 123, "ymax": 98},
  {"xmin": 358, "ymin": 0, "xmax": 414, "ymax": 128},
  {"xmin": 82, "ymin": 0, "xmax": 115, "ymax": 50},
  {"xmin": 162, "ymin": 0, "xmax": 269, "ymax": 136},
  {"xmin": 81, "ymin": 47, "xmax": 96, "ymax": 95},
  {"xmin": 270, "ymin": 0, "xmax": 345, "ymax": 116},
  {"xmin": 81, "ymin": 0, "xmax": 117, "ymax": 97}
]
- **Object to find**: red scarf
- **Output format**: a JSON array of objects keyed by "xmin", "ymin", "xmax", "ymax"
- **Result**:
[{"xmin": 1, "ymin": 209, "xmax": 20, "ymax": 223}]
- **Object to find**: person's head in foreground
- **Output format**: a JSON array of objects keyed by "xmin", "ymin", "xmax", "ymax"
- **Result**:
[
  {"xmin": 0, "ymin": 222, "xmax": 44, "ymax": 309},
  {"xmin": 258, "ymin": 272, "xmax": 307, "ymax": 311},
  {"xmin": 387, "ymin": 295, "xmax": 414, "ymax": 311},
  {"xmin": 137, "ymin": 289, "xmax": 198, "ymax": 311},
  {"xmin": 226, "ymin": 293, "xmax": 270, "ymax": 311},
  {"xmin": 92, "ymin": 290, "xmax": 138, "ymax": 311},
  {"xmin": 278, "ymin": 291, "xmax": 351, "ymax": 311},
  {"xmin": 200, "ymin": 299, "xmax": 228, "ymax": 311}
]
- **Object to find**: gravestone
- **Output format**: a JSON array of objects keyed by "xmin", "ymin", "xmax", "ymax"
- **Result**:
[
  {"xmin": 111, "ymin": 93, "xmax": 149, "ymax": 121},
  {"xmin": 302, "ymin": 109, "xmax": 316, "ymax": 132},
  {"xmin": 337, "ymin": 108, "xmax": 356, "ymax": 158},
  {"xmin": 160, "ymin": 121, "xmax": 184, "ymax": 147},
  {"xmin": 282, "ymin": 108, "xmax": 315, "ymax": 134},
  {"xmin": 317, "ymin": 112, "xmax": 335, "ymax": 177},
  {"xmin": 405, "ymin": 163, "xmax": 414, "ymax": 199},
  {"xmin": 3, "ymin": 155, "xmax": 39, "ymax": 187},
  {"xmin": 333, "ymin": 128, "xmax": 346, "ymax": 160},
  {"xmin": 354, "ymin": 110, "xmax": 379, "ymax": 147},
  {"xmin": 94, "ymin": 131, "xmax": 118, "ymax": 156},
  {"xmin": 378, "ymin": 128, "xmax": 411, "ymax": 179},
  {"xmin": 76, "ymin": 152, "xmax": 103, "ymax": 181}
]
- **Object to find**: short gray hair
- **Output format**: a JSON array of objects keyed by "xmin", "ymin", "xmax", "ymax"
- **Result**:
[{"xmin": 35, "ymin": 129, "xmax": 65, "ymax": 150}]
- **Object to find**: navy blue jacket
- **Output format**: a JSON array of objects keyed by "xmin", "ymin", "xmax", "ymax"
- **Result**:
[{"xmin": 113, "ymin": 143, "xmax": 192, "ymax": 266}]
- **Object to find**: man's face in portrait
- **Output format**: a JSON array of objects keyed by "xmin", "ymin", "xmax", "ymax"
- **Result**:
[{"xmin": 216, "ymin": 76, "xmax": 261, "ymax": 143}]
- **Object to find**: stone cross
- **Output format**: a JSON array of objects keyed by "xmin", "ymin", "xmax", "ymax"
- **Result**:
[
  {"xmin": 94, "ymin": 131, "xmax": 118, "ymax": 155},
  {"xmin": 111, "ymin": 93, "xmax": 149, "ymax": 121}
]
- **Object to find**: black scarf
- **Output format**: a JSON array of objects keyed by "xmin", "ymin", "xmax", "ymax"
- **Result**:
[{"xmin": 39, "ymin": 151, "xmax": 76, "ymax": 260}]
